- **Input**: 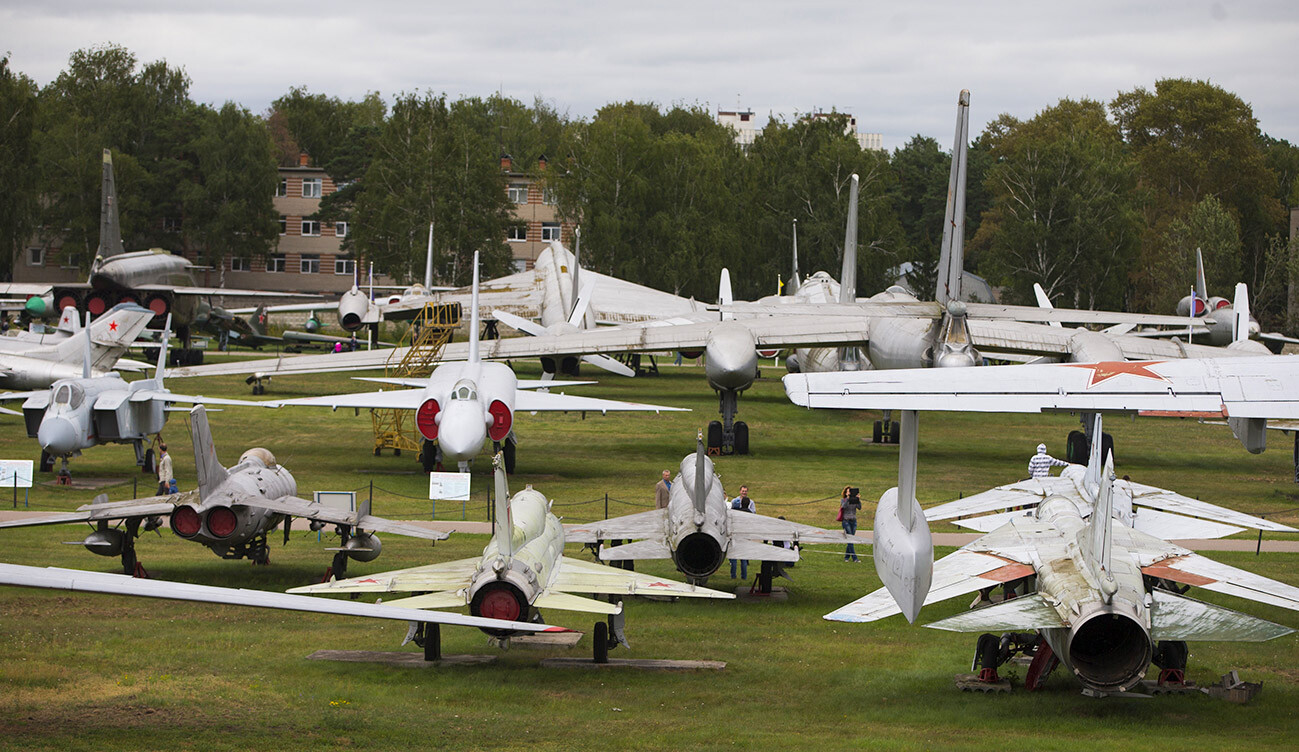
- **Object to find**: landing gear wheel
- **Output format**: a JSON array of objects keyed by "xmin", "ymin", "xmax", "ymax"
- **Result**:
[
  {"xmin": 733, "ymin": 421, "xmax": 749, "ymax": 455},
  {"xmin": 142, "ymin": 449, "xmax": 155, "ymax": 475},
  {"xmin": 503, "ymin": 439, "xmax": 517, "ymax": 474},
  {"xmin": 373, "ymin": 446, "xmax": 382, "ymax": 457},
  {"xmin": 420, "ymin": 440, "xmax": 438, "ymax": 473},
  {"xmin": 707, "ymin": 421, "xmax": 723, "ymax": 452},
  {"xmin": 39, "ymin": 450, "xmax": 54, "ymax": 473},
  {"xmin": 889, "ymin": 421, "xmax": 900, "ymax": 444},
  {"xmin": 972, "ymin": 633, "xmax": 1003, "ymax": 683},
  {"xmin": 1153, "ymin": 640, "xmax": 1189, "ymax": 685},
  {"xmin": 872, "ymin": 421, "xmax": 882, "ymax": 444},
  {"xmin": 593, "ymin": 621, "xmax": 609, "ymax": 664},
  {"xmin": 1100, "ymin": 432, "xmax": 1115, "ymax": 465},
  {"xmin": 1066, "ymin": 430, "xmax": 1088, "ymax": 464}
]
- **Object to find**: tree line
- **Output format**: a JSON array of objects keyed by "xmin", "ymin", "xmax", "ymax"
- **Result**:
[{"xmin": 3, "ymin": 45, "xmax": 1297, "ymax": 327}]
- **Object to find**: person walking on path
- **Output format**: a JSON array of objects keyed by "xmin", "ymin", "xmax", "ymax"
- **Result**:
[
  {"xmin": 840, "ymin": 486, "xmax": 862, "ymax": 562},
  {"xmin": 655, "ymin": 470, "xmax": 672, "ymax": 509},
  {"xmin": 156, "ymin": 443, "xmax": 175, "ymax": 495}
]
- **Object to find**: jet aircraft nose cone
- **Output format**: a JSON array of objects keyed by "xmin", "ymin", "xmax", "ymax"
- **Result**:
[
  {"xmin": 38, "ymin": 417, "xmax": 80, "ymax": 456},
  {"xmin": 704, "ymin": 323, "xmax": 759, "ymax": 392},
  {"xmin": 437, "ymin": 403, "xmax": 487, "ymax": 463}
]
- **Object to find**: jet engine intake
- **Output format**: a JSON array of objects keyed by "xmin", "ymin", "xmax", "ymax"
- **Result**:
[
  {"xmin": 487, "ymin": 400, "xmax": 513, "ymax": 442},
  {"xmin": 1068, "ymin": 609, "xmax": 1152, "ymax": 693},
  {"xmin": 673, "ymin": 531, "xmax": 725, "ymax": 580},
  {"xmin": 337, "ymin": 289, "xmax": 369, "ymax": 331},
  {"xmin": 416, "ymin": 399, "xmax": 441, "ymax": 440}
]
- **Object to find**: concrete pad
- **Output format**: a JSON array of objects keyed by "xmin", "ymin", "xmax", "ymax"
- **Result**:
[
  {"xmin": 511, "ymin": 631, "xmax": 584, "ymax": 649},
  {"xmin": 306, "ymin": 649, "xmax": 495, "ymax": 667},
  {"xmin": 540, "ymin": 657, "xmax": 725, "ymax": 671},
  {"xmin": 733, "ymin": 586, "xmax": 789, "ymax": 602}
]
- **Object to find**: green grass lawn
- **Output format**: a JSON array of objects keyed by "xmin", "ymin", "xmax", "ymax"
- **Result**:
[{"xmin": 2, "ymin": 359, "xmax": 1298, "ymax": 751}]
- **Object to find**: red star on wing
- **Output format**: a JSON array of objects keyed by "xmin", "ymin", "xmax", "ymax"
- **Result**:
[
  {"xmin": 646, "ymin": 581, "xmax": 673, "ymax": 588},
  {"xmin": 108, "ymin": 320, "xmax": 118, "ymax": 332},
  {"xmin": 354, "ymin": 577, "xmax": 380, "ymax": 584},
  {"xmin": 1062, "ymin": 360, "xmax": 1168, "ymax": 388}
]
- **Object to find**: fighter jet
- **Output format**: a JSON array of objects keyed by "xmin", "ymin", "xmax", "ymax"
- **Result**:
[
  {"xmin": 2, "ymin": 316, "xmax": 261, "ymax": 477},
  {"xmin": 566, "ymin": 434, "xmax": 859, "ymax": 589},
  {"xmin": 826, "ymin": 447, "xmax": 1298, "ymax": 696},
  {"xmin": 0, "ymin": 405, "xmax": 446, "ymax": 577},
  {"xmin": 1, "ymin": 150, "xmax": 316, "ymax": 361},
  {"xmin": 290, "ymin": 453, "xmax": 732, "ymax": 662},
  {"xmin": 267, "ymin": 252, "xmax": 686, "ymax": 473},
  {"xmin": 0, "ymin": 303, "xmax": 154, "ymax": 390}
]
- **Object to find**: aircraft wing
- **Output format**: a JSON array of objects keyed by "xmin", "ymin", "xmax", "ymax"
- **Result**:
[
  {"xmin": 513, "ymin": 388, "xmax": 687, "ymax": 413},
  {"xmin": 159, "ymin": 286, "xmax": 320, "ymax": 301},
  {"xmin": 724, "ymin": 300, "xmax": 1198, "ymax": 328},
  {"xmin": 1124, "ymin": 482, "xmax": 1297, "ymax": 533},
  {"xmin": 725, "ymin": 508, "xmax": 857, "ymax": 544},
  {"xmin": 949, "ymin": 507, "xmax": 1244, "ymax": 540},
  {"xmin": 251, "ymin": 496, "xmax": 448, "ymax": 541},
  {"xmin": 0, "ymin": 283, "xmax": 52, "ymax": 297},
  {"xmin": 167, "ymin": 347, "xmax": 401, "ymax": 380},
  {"xmin": 921, "ymin": 478, "xmax": 1063, "ymax": 521},
  {"xmin": 267, "ymin": 388, "xmax": 426, "ymax": 411},
  {"xmin": 1141, "ymin": 552, "xmax": 1299, "ymax": 613},
  {"xmin": 785, "ymin": 355, "xmax": 1299, "ymax": 420},
  {"xmin": 355, "ymin": 376, "xmax": 593, "ymax": 390},
  {"xmin": 564, "ymin": 508, "xmax": 667, "ymax": 543},
  {"xmin": 288, "ymin": 558, "xmax": 482, "ymax": 595},
  {"xmin": 967, "ymin": 319, "xmax": 1258, "ymax": 361},
  {"xmin": 0, "ymin": 563, "xmax": 562, "ymax": 633},
  {"xmin": 128, "ymin": 390, "xmax": 270, "ymax": 408},
  {"xmin": 549, "ymin": 555, "xmax": 734, "ymax": 599},
  {"xmin": 0, "ymin": 494, "xmax": 187, "ymax": 529}
]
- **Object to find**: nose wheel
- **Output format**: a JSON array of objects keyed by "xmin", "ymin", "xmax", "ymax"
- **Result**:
[{"xmin": 707, "ymin": 390, "xmax": 749, "ymax": 455}]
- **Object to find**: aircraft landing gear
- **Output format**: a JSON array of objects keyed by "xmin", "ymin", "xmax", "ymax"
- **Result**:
[
  {"xmin": 971, "ymin": 632, "xmax": 1038, "ymax": 684},
  {"xmin": 593, "ymin": 598, "xmax": 626, "ymax": 664},
  {"xmin": 56, "ymin": 456, "xmax": 72, "ymax": 486},
  {"xmin": 39, "ymin": 450, "xmax": 54, "ymax": 473},
  {"xmin": 413, "ymin": 622, "xmax": 442, "ymax": 661},
  {"xmin": 707, "ymin": 389, "xmax": 748, "ymax": 455},
  {"xmin": 1152, "ymin": 640, "xmax": 1189, "ymax": 686},
  {"xmin": 872, "ymin": 416, "xmax": 901, "ymax": 445},
  {"xmin": 120, "ymin": 518, "xmax": 149, "ymax": 578},
  {"xmin": 419, "ymin": 439, "xmax": 443, "ymax": 473},
  {"xmin": 493, "ymin": 432, "xmax": 518, "ymax": 474}
]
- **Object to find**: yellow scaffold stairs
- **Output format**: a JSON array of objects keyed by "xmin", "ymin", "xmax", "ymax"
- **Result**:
[{"xmin": 370, "ymin": 302, "xmax": 462, "ymax": 455}]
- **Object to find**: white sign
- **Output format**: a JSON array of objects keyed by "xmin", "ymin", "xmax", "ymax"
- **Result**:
[
  {"xmin": 314, "ymin": 491, "xmax": 356, "ymax": 513},
  {"xmin": 0, "ymin": 461, "xmax": 33, "ymax": 489},
  {"xmin": 428, "ymin": 472, "xmax": 471, "ymax": 501}
]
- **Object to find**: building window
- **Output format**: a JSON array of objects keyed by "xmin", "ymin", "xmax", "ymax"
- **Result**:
[
  {"xmin": 301, "ymin": 254, "xmax": 320, "ymax": 274},
  {"xmin": 508, "ymin": 183, "xmax": 528, "ymax": 204},
  {"xmin": 512, "ymin": 258, "xmax": 528, "ymax": 272},
  {"xmin": 302, "ymin": 178, "xmax": 322, "ymax": 198},
  {"xmin": 230, "ymin": 257, "xmax": 250, "ymax": 272},
  {"xmin": 541, "ymin": 222, "xmax": 561, "ymax": 242},
  {"xmin": 275, "ymin": 178, "xmax": 287, "ymax": 197},
  {"xmin": 334, "ymin": 221, "xmax": 348, "ymax": 238},
  {"xmin": 335, "ymin": 258, "xmax": 355, "ymax": 275},
  {"xmin": 301, "ymin": 220, "xmax": 320, "ymax": 237},
  {"xmin": 267, "ymin": 254, "xmax": 286, "ymax": 273},
  {"xmin": 507, "ymin": 225, "xmax": 526, "ymax": 242},
  {"xmin": 278, "ymin": 216, "xmax": 287, "ymax": 235},
  {"xmin": 542, "ymin": 187, "xmax": 557, "ymax": 206},
  {"xmin": 162, "ymin": 216, "xmax": 182, "ymax": 233},
  {"xmin": 27, "ymin": 247, "xmax": 44, "ymax": 266}
]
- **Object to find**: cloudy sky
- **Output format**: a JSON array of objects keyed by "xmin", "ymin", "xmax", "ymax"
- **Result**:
[{"xmin": 4, "ymin": 1, "xmax": 1297, "ymax": 148}]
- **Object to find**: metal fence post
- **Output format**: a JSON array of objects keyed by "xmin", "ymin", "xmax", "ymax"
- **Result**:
[{"xmin": 604, "ymin": 493, "xmax": 608, "ymax": 520}]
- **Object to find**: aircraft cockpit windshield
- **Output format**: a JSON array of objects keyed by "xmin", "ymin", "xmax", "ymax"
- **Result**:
[
  {"xmin": 53, "ymin": 383, "xmax": 85, "ymax": 409},
  {"xmin": 451, "ymin": 380, "xmax": 478, "ymax": 401}
]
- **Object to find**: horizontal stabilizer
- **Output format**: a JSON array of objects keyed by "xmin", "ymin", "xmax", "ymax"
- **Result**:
[
  {"xmin": 1150, "ymin": 589, "xmax": 1294, "ymax": 642},
  {"xmin": 534, "ymin": 591, "xmax": 622, "ymax": 615},
  {"xmin": 552, "ymin": 556, "xmax": 734, "ymax": 599},
  {"xmin": 726, "ymin": 508, "xmax": 857, "ymax": 544},
  {"xmin": 599, "ymin": 539, "xmax": 672, "ymax": 561},
  {"xmin": 564, "ymin": 508, "xmax": 667, "ymax": 543},
  {"xmin": 926, "ymin": 593, "xmax": 1065, "ymax": 633},
  {"xmin": 726, "ymin": 539, "xmax": 799, "ymax": 563},
  {"xmin": 387, "ymin": 591, "xmax": 467, "ymax": 611}
]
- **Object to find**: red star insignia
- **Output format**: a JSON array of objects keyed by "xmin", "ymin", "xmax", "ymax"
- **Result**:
[
  {"xmin": 108, "ymin": 320, "xmax": 118, "ymax": 332},
  {"xmin": 62, "ymin": 315, "xmax": 70, "ymax": 324},
  {"xmin": 355, "ymin": 578, "xmax": 379, "ymax": 584},
  {"xmin": 1062, "ymin": 360, "xmax": 1168, "ymax": 388},
  {"xmin": 646, "ymin": 581, "xmax": 672, "ymax": 588}
]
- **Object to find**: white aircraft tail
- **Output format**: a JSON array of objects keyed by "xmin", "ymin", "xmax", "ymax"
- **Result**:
[
  {"xmin": 571, "ymin": 228, "xmax": 583, "ymax": 323},
  {"xmin": 1032, "ymin": 283, "xmax": 1062, "ymax": 329},
  {"xmin": 872, "ymin": 410, "xmax": 933, "ymax": 623},
  {"xmin": 154, "ymin": 314, "xmax": 172, "ymax": 383},
  {"xmin": 718, "ymin": 269, "xmax": 734, "ymax": 321},
  {"xmin": 97, "ymin": 149, "xmax": 125, "ymax": 265},
  {"xmin": 468, "ymin": 250, "xmax": 481, "ymax": 363},
  {"xmin": 50, "ymin": 303, "xmax": 153, "ymax": 374},
  {"xmin": 790, "ymin": 218, "xmax": 801, "ymax": 291},
  {"xmin": 1082, "ymin": 413, "xmax": 1104, "ymax": 493},
  {"xmin": 189, "ymin": 405, "xmax": 229, "ymax": 501},
  {"xmin": 492, "ymin": 452, "xmax": 514, "ymax": 557},
  {"xmin": 424, "ymin": 222, "xmax": 435, "ymax": 291},
  {"xmin": 1232, "ymin": 282, "xmax": 1250, "ymax": 343},
  {"xmin": 1195, "ymin": 247, "xmax": 1209, "ymax": 305},
  {"xmin": 1083, "ymin": 451, "xmax": 1118, "ymax": 601},
  {"xmin": 935, "ymin": 90, "xmax": 970, "ymax": 307},
  {"xmin": 839, "ymin": 173, "xmax": 859, "ymax": 304},
  {"xmin": 55, "ymin": 307, "xmax": 81, "ymax": 335}
]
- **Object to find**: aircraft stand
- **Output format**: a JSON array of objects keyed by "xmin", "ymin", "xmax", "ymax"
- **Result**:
[{"xmin": 708, "ymin": 390, "xmax": 748, "ymax": 455}]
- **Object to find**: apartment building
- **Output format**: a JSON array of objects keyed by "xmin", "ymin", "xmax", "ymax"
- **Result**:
[{"xmin": 503, "ymin": 155, "xmax": 577, "ymax": 271}]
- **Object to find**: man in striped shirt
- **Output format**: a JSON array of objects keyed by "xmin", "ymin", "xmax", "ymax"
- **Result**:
[{"xmin": 1028, "ymin": 443, "xmax": 1068, "ymax": 478}]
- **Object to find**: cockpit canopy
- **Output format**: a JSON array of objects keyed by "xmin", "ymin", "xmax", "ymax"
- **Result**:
[
  {"xmin": 238, "ymin": 447, "xmax": 277, "ymax": 468},
  {"xmin": 52, "ymin": 383, "xmax": 85, "ymax": 409},
  {"xmin": 450, "ymin": 379, "xmax": 478, "ymax": 402}
]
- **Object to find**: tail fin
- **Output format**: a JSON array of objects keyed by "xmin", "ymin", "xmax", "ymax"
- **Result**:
[
  {"xmin": 839, "ymin": 174, "xmax": 859, "ymax": 304},
  {"xmin": 1232, "ymin": 282, "xmax": 1250, "ymax": 343},
  {"xmin": 571, "ymin": 227, "xmax": 582, "ymax": 322},
  {"xmin": 155, "ymin": 314, "xmax": 172, "ymax": 382},
  {"xmin": 424, "ymin": 222, "xmax": 435, "ymax": 290},
  {"xmin": 81, "ymin": 312, "xmax": 92, "ymax": 378},
  {"xmin": 189, "ymin": 405, "xmax": 229, "ymax": 500},
  {"xmin": 568, "ymin": 278, "xmax": 595, "ymax": 328},
  {"xmin": 1032, "ymin": 283, "xmax": 1062, "ymax": 329},
  {"xmin": 468, "ymin": 250, "xmax": 481, "ymax": 363},
  {"xmin": 693, "ymin": 431, "xmax": 708, "ymax": 517},
  {"xmin": 55, "ymin": 307, "xmax": 81, "ymax": 335},
  {"xmin": 790, "ymin": 218, "xmax": 801, "ymax": 291},
  {"xmin": 718, "ymin": 269, "xmax": 734, "ymax": 321},
  {"xmin": 50, "ymin": 303, "xmax": 151, "ymax": 372},
  {"xmin": 1082, "ymin": 413, "xmax": 1104, "ymax": 492},
  {"xmin": 97, "ymin": 149, "xmax": 124, "ymax": 265},
  {"xmin": 935, "ymin": 90, "xmax": 970, "ymax": 307},
  {"xmin": 1195, "ymin": 248, "xmax": 1208, "ymax": 304},
  {"xmin": 1084, "ymin": 450, "xmax": 1117, "ymax": 600},
  {"xmin": 492, "ymin": 452, "xmax": 514, "ymax": 557}
]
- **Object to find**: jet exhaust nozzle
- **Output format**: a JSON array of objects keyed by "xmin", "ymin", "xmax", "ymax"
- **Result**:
[
  {"xmin": 470, "ymin": 581, "xmax": 530, "ymax": 637},
  {"xmin": 1068, "ymin": 609, "xmax": 1152, "ymax": 693},
  {"xmin": 170, "ymin": 505, "xmax": 202, "ymax": 538},
  {"xmin": 674, "ymin": 531, "xmax": 725, "ymax": 580}
]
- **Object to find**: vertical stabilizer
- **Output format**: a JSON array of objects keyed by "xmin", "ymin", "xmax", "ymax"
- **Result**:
[
  {"xmin": 718, "ymin": 269, "xmax": 734, "ymax": 321},
  {"xmin": 81, "ymin": 312, "xmax": 92, "ymax": 379},
  {"xmin": 492, "ymin": 453, "xmax": 514, "ymax": 557},
  {"xmin": 1082, "ymin": 413, "xmax": 1104, "ymax": 493},
  {"xmin": 1032, "ymin": 283, "xmax": 1062, "ymax": 329},
  {"xmin": 571, "ymin": 228, "xmax": 582, "ymax": 322},
  {"xmin": 872, "ymin": 409, "xmax": 933, "ymax": 623},
  {"xmin": 790, "ymin": 219, "xmax": 801, "ymax": 291},
  {"xmin": 693, "ymin": 432, "xmax": 709, "ymax": 516},
  {"xmin": 839, "ymin": 174, "xmax": 859, "ymax": 303},
  {"xmin": 1232, "ymin": 282, "xmax": 1250, "ymax": 343},
  {"xmin": 56, "ymin": 307, "xmax": 81, "ymax": 336},
  {"xmin": 468, "ymin": 251, "xmax": 481, "ymax": 363},
  {"xmin": 1085, "ymin": 451, "xmax": 1117, "ymax": 600},
  {"xmin": 1195, "ymin": 248, "xmax": 1208, "ymax": 304},
  {"xmin": 97, "ymin": 149, "xmax": 124, "ymax": 263},
  {"xmin": 189, "ymin": 405, "xmax": 229, "ymax": 501},
  {"xmin": 424, "ymin": 222, "xmax": 435, "ymax": 290},
  {"xmin": 155, "ymin": 315, "xmax": 172, "ymax": 383},
  {"xmin": 935, "ymin": 90, "xmax": 970, "ymax": 307}
]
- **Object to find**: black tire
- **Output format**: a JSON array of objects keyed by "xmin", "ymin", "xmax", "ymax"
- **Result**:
[
  {"xmin": 393, "ymin": 448, "xmax": 401, "ymax": 457},
  {"xmin": 39, "ymin": 450, "xmax": 54, "ymax": 473},
  {"xmin": 1065, "ymin": 430, "xmax": 1088, "ymax": 464},
  {"xmin": 1152, "ymin": 640, "xmax": 1189, "ymax": 671},
  {"xmin": 593, "ymin": 621, "xmax": 609, "ymax": 664},
  {"xmin": 707, "ymin": 421, "xmax": 723, "ymax": 450},
  {"xmin": 121, "ymin": 547, "xmax": 137, "ymax": 576},
  {"xmin": 503, "ymin": 439, "xmax": 517, "ymax": 474},
  {"xmin": 142, "ymin": 449, "xmax": 155, "ymax": 475},
  {"xmin": 373, "ymin": 446, "xmax": 382, "ymax": 457},
  {"xmin": 1100, "ymin": 432, "xmax": 1115, "ymax": 465},
  {"xmin": 889, "ymin": 421, "xmax": 900, "ymax": 445},
  {"xmin": 420, "ymin": 440, "xmax": 438, "ymax": 473},
  {"xmin": 872, "ymin": 421, "xmax": 882, "ymax": 444},
  {"xmin": 974, "ymin": 633, "xmax": 1001, "ymax": 671},
  {"xmin": 734, "ymin": 421, "xmax": 749, "ymax": 455}
]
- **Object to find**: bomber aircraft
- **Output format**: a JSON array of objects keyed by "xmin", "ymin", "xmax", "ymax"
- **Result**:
[
  {"xmin": 0, "ymin": 405, "xmax": 447, "ymax": 577},
  {"xmin": 290, "ymin": 453, "xmax": 733, "ymax": 662}
]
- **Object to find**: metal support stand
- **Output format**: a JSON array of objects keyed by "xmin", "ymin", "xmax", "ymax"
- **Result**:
[{"xmin": 422, "ymin": 624, "xmax": 441, "ymax": 661}]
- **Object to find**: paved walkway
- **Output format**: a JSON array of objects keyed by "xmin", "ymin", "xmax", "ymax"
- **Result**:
[{"xmin": 3, "ymin": 511, "xmax": 1296, "ymax": 552}]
